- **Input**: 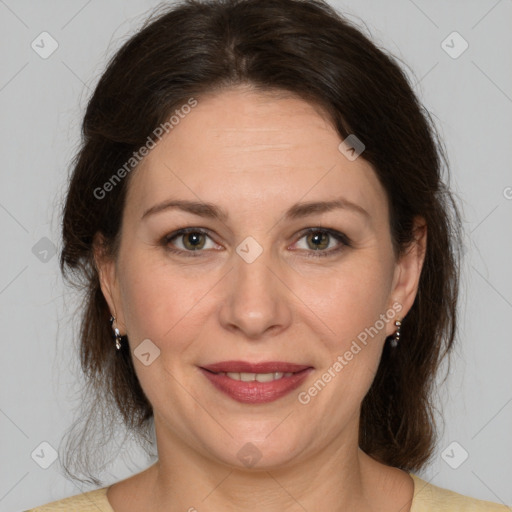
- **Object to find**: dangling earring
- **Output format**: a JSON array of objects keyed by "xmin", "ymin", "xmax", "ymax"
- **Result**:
[
  {"xmin": 390, "ymin": 319, "xmax": 401, "ymax": 348},
  {"xmin": 110, "ymin": 315, "xmax": 123, "ymax": 350}
]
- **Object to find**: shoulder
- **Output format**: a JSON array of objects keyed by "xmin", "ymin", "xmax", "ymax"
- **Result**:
[
  {"xmin": 24, "ymin": 487, "xmax": 114, "ymax": 512},
  {"xmin": 410, "ymin": 474, "xmax": 510, "ymax": 511}
]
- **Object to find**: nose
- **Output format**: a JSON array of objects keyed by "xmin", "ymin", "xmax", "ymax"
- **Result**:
[{"xmin": 218, "ymin": 248, "xmax": 293, "ymax": 340}]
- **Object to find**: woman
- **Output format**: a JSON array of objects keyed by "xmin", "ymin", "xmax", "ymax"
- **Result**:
[{"xmin": 26, "ymin": 0, "xmax": 509, "ymax": 510}]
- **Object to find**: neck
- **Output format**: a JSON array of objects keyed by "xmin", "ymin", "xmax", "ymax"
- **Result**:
[{"xmin": 144, "ymin": 421, "xmax": 389, "ymax": 512}]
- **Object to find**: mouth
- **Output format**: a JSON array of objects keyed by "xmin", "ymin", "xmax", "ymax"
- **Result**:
[
  {"xmin": 201, "ymin": 361, "xmax": 311, "ymax": 374},
  {"xmin": 208, "ymin": 371, "xmax": 296, "ymax": 382},
  {"xmin": 199, "ymin": 361, "xmax": 313, "ymax": 404}
]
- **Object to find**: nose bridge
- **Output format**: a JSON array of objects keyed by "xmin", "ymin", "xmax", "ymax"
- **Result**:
[{"xmin": 219, "ymin": 239, "xmax": 291, "ymax": 338}]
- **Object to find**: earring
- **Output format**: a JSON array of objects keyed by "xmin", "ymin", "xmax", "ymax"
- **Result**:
[
  {"xmin": 110, "ymin": 315, "xmax": 123, "ymax": 350},
  {"xmin": 390, "ymin": 319, "xmax": 401, "ymax": 348}
]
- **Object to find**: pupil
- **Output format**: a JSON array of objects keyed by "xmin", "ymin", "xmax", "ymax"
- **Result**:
[
  {"xmin": 310, "ymin": 232, "xmax": 327, "ymax": 250},
  {"xmin": 186, "ymin": 233, "xmax": 203, "ymax": 249}
]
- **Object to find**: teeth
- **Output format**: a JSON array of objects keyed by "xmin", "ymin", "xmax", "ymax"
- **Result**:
[{"xmin": 223, "ymin": 372, "xmax": 294, "ymax": 382}]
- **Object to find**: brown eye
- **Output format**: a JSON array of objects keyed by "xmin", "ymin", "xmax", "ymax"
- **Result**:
[
  {"xmin": 293, "ymin": 228, "xmax": 351, "ymax": 257},
  {"xmin": 181, "ymin": 232, "xmax": 206, "ymax": 250},
  {"xmin": 305, "ymin": 231, "xmax": 330, "ymax": 251},
  {"xmin": 164, "ymin": 228, "xmax": 217, "ymax": 255}
]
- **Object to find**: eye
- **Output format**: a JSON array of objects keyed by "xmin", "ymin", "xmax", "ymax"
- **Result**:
[
  {"xmin": 292, "ymin": 228, "xmax": 351, "ymax": 257},
  {"xmin": 163, "ymin": 228, "xmax": 218, "ymax": 256},
  {"xmin": 162, "ymin": 227, "xmax": 351, "ymax": 258}
]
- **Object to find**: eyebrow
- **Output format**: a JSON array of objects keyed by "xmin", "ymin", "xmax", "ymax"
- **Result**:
[{"xmin": 141, "ymin": 198, "xmax": 370, "ymax": 222}]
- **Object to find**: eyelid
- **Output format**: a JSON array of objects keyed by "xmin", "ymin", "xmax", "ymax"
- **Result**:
[
  {"xmin": 289, "ymin": 227, "xmax": 351, "ymax": 257},
  {"xmin": 162, "ymin": 226, "xmax": 351, "ymax": 257},
  {"xmin": 164, "ymin": 227, "xmax": 219, "ymax": 255},
  {"xmin": 294, "ymin": 227, "xmax": 351, "ymax": 246}
]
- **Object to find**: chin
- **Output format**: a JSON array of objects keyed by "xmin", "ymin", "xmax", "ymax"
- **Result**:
[{"xmin": 204, "ymin": 428, "xmax": 308, "ymax": 471}]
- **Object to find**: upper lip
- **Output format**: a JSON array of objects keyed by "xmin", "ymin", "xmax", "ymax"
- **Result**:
[{"xmin": 201, "ymin": 361, "xmax": 312, "ymax": 374}]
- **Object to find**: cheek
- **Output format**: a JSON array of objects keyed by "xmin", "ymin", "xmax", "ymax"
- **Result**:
[
  {"xmin": 118, "ymin": 250, "xmax": 221, "ymax": 351},
  {"xmin": 300, "ymin": 258, "xmax": 394, "ymax": 351},
  {"xmin": 294, "ymin": 269, "xmax": 392, "ymax": 419}
]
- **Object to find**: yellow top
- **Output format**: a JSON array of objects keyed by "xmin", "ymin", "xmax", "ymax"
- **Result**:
[{"xmin": 25, "ymin": 474, "xmax": 510, "ymax": 511}]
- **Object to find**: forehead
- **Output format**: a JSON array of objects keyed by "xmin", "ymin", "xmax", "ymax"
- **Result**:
[{"xmin": 125, "ymin": 86, "xmax": 388, "ymax": 223}]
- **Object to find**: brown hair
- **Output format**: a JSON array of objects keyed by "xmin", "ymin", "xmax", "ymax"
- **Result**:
[{"xmin": 59, "ymin": 0, "xmax": 462, "ymax": 485}]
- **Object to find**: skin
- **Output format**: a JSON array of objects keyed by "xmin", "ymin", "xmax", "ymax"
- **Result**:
[{"xmin": 95, "ymin": 85, "xmax": 426, "ymax": 512}]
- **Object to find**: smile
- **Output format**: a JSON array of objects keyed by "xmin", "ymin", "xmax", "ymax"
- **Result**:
[
  {"xmin": 199, "ymin": 361, "xmax": 313, "ymax": 404},
  {"xmin": 213, "ymin": 371, "xmax": 295, "ymax": 382}
]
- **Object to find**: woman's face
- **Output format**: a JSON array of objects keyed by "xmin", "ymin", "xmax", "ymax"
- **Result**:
[{"xmin": 97, "ymin": 86, "xmax": 425, "ymax": 470}]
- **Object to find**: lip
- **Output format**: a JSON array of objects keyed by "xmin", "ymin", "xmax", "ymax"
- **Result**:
[
  {"xmin": 199, "ymin": 361, "xmax": 313, "ymax": 404},
  {"xmin": 201, "ymin": 361, "xmax": 311, "ymax": 373}
]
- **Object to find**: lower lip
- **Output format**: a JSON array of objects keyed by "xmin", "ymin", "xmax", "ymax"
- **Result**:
[{"xmin": 200, "ymin": 368, "xmax": 313, "ymax": 404}]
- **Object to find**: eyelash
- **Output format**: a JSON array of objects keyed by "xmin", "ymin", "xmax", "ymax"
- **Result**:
[{"xmin": 161, "ymin": 227, "xmax": 352, "ymax": 258}]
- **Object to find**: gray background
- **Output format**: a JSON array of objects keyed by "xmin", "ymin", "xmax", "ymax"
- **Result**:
[{"xmin": 1, "ymin": 0, "xmax": 511, "ymax": 510}]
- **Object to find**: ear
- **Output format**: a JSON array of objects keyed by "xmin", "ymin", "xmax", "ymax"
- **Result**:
[
  {"xmin": 387, "ymin": 216, "xmax": 427, "ymax": 330},
  {"xmin": 93, "ymin": 232, "xmax": 126, "ymax": 333}
]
